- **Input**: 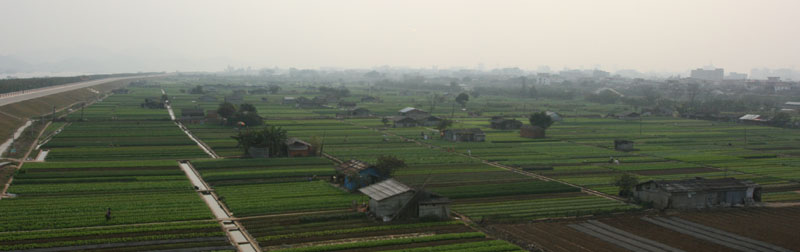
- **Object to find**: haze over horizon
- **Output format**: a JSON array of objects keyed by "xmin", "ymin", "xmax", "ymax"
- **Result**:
[{"xmin": 1, "ymin": 0, "xmax": 799, "ymax": 76}]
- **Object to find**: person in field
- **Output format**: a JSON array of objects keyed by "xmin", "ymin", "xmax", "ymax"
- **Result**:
[{"xmin": 105, "ymin": 207, "xmax": 112, "ymax": 221}]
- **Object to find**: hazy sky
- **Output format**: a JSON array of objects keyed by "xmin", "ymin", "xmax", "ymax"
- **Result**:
[{"xmin": 1, "ymin": 0, "xmax": 799, "ymax": 73}]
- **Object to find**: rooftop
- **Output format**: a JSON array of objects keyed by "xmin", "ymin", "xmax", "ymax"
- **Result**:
[
  {"xmin": 358, "ymin": 178, "xmax": 413, "ymax": 201},
  {"xmin": 336, "ymin": 159, "xmax": 373, "ymax": 175},
  {"xmin": 399, "ymin": 107, "xmax": 419, "ymax": 113}
]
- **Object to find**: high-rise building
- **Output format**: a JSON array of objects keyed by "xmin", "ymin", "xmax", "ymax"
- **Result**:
[
  {"xmin": 726, "ymin": 72, "xmax": 747, "ymax": 80},
  {"xmin": 690, "ymin": 68, "xmax": 724, "ymax": 81}
]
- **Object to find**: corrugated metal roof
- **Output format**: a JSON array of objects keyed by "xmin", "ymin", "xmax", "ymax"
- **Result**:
[
  {"xmin": 739, "ymin": 114, "xmax": 762, "ymax": 120},
  {"xmin": 399, "ymin": 107, "xmax": 418, "ymax": 113},
  {"xmin": 336, "ymin": 159, "xmax": 373, "ymax": 175},
  {"xmin": 785, "ymin": 101, "xmax": 800, "ymax": 106},
  {"xmin": 359, "ymin": 178, "xmax": 412, "ymax": 201}
]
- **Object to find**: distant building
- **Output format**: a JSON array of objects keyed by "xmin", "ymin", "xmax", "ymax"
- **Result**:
[
  {"xmin": 443, "ymin": 128, "xmax": 486, "ymax": 142},
  {"xmin": 726, "ymin": 72, "xmax": 747, "ymax": 80},
  {"xmin": 634, "ymin": 178, "xmax": 761, "ymax": 210},
  {"xmin": 489, "ymin": 117, "xmax": 523, "ymax": 130},
  {"xmin": 338, "ymin": 107, "xmax": 370, "ymax": 118},
  {"xmin": 392, "ymin": 116, "xmax": 419, "ymax": 128},
  {"xmin": 739, "ymin": 114, "xmax": 766, "ymax": 123},
  {"xmin": 180, "ymin": 108, "xmax": 205, "ymax": 124},
  {"xmin": 520, "ymin": 125, "xmax": 545, "ymax": 139},
  {"xmin": 286, "ymin": 138, "xmax": 313, "ymax": 157},
  {"xmin": 546, "ymin": 111, "xmax": 562, "ymax": 122},
  {"xmin": 338, "ymin": 101, "xmax": 357, "ymax": 108},
  {"xmin": 198, "ymin": 95, "xmax": 218, "ymax": 102},
  {"xmin": 399, "ymin": 107, "xmax": 429, "ymax": 117},
  {"xmin": 784, "ymin": 102, "xmax": 800, "ymax": 109},
  {"xmin": 282, "ymin": 96, "xmax": 296, "ymax": 105},
  {"xmin": 690, "ymin": 68, "xmax": 724, "ymax": 82}
]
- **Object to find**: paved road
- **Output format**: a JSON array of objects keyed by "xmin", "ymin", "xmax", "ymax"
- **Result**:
[{"xmin": 0, "ymin": 74, "xmax": 165, "ymax": 107}]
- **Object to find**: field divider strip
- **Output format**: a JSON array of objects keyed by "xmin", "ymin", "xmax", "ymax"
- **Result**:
[
  {"xmin": 642, "ymin": 217, "xmax": 761, "ymax": 252},
  {"xmin": 178, "ymin": 160, "xmax": 261, "ymax": 252},
  {"xmin": 163, "ymin": 90, "xmax": 219, "ymax": 159}
]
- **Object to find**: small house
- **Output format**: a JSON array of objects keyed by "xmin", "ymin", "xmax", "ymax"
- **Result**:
[
  {"xmin": 443, "ymin": 128, "xmax": 486, "ymax": 142},
  {"xmin": 546, "ymin": 111, "xmax": 562, "ymax": 122},
  {"xmin": 634, "ymin": 178, "xmax": 761, "ymax": 210},
  {"xmin": 286, "ymin": 138, "xmax": 313, "ymax": 157},
  {"xmin": 180, "ymin": 108, "xmax": 205, "ymax": 124},
  {"xmin": 392, "ymin": 116, "xmax": 419, "ymax": 128},
  {"xmin": 359, "ymin": 179, "xmax": 451, "ymax": 221},
  {"xmin": 614, "ymin": 140, "xmax": 634, "ymax": 151},
  {"xmin": 415, "ymin": 115, "xmax": 442, "ymax": 127},
  {"xmin": 399, "ymin": 107, "xmax": 429, "ymax": 117},
  {"xmin": 520, "ymin": 125, "xmax": 545, "ymax": 138},
  {"xmin": 282, "ymin": 96, "xmax": 296, "ymax": 105},
  {"xmin": 336, "ymin": 160, "xmax": 382, "ymax": 191},
  {"xmin": 489, "ymin": 117, "xmax": 523, "ymax": 130},
  {"xmin": 198, "ymin": 95, "xmax": 218, "ymax": 102}
]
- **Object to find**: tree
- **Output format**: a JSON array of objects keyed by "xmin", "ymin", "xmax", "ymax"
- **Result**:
[
  {"xmin": 217, "ymin": 102, "xmax": 236, "ymax": 119},
  {"xmin": 239, "ymin": 103, "xmax": 257, "ymax": 113},
  {"xmin": 268, "ymin": 85, "xmax": 281, "ymax": 94},
  {"xmin": 528, "ymin": 111, "xmax": 554, "ymax": 129},
  {"xmin": 381, "ymin": 117, "xmax": 390, "ymax": 127},
  {"xmin": 231, "ymin": 125, "xmax": 288, "ymax": 157},
  {"xmin": 613, "ymin": 173, "xmax": 639, "ymax": 197},
  {"xmin": 189, "ymin": 85, "xmax": 204, "ymax": 94},
  {"xmin": 435, "ymin": 119, "xmax": 453, "ymax": 131},
  {"xmin": 375, "ymin": 155, "xmax": 406, "ymax": 178},
  {"xmin": 455, "ymin": 93, "xmax": 469, "ymax": 108},
  {"xmin": 771, "ymin": 112, "xmax": 792, "ymax": 127},
  {"xmin": 229, "ymin": 111, "xmax": 263, "ymax": 127}
]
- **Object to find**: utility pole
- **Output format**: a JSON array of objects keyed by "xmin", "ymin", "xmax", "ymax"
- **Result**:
[
  {"xmin": 80, "ymin": 103, "xmax": 85, "ymax": 121},
  {"xmin": 52, "ymin": 105, "xmax": 56, "ymax": 122},
  {"xmin": 639, "ymin": 115, "xmax": 643, "ymax": 135},
  {"xmin": 744, "ymin": 127, "xmax": 747, "ymax": 145}
]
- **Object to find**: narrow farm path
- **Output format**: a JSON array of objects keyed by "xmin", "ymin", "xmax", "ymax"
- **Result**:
[
  {"xmin": 179, "ymin": 161, "xmax": 261, "ymax": 252},
  {"xmin": 163, "ymin": 89, "xmax": 219, "ymax": 158}
]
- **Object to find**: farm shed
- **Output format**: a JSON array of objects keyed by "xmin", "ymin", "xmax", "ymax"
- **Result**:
[
  {"xmin": 359, "ymin": 179, "xmax": 451, "ymax": 221},
  {"xmin": 197, "ymin": 95, "xmax": 218, "ymax": 102},
  {"xmin": 338, "ymin": 108, "xmax": 371, "ymax": 118},
  {"xmin": 179, "ymin": 108, "xmax": 205, "ymax": 124},
  {"xmin": 399, "ymin": 107, "xmax": 429, "ymax": 118},
  {"xmin": 546, "ymin": 111, "xmax": 562, "ymax": 122},
  {"xmin": 489, "ymin": 116, "xmax": 523, "ymax": 130},
  {"xmin": 282, "ymin": 96, "xmax": 296, "ymax": 105},
  {"xmin": 285, "ymin": 138, "xmax": 313, "ymax": 157},
  {"xmin": 520, "ymin": 125, "xmax": 545, "ymax": 139},
  {"xmin": 392, "ymin": 116, "xmax": 419, "ymax": 128},
  {"xmin": 614, "ymin": 140, "xmax": 634, "ymax": 151},
  {"xmin": 739, "ymin": 114, "xmax": 767, "ymax": 124},
  {"xmin": 413, "ymin": 115, "xmax": 442, "ymax": 127},
  {"xmin": 443, "ymin": 128, "xmax": 486, "ymax": 142},
  {"xmin": 634, "ymin": 177, "xmax": 761, "ymax": 210},
  {"xmin": 336, "ymin": 160, "xmax": 382, "ymax": 191}
]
